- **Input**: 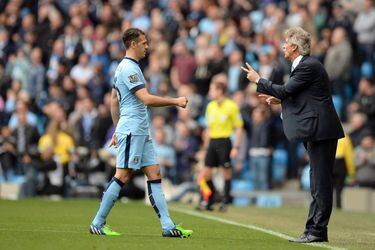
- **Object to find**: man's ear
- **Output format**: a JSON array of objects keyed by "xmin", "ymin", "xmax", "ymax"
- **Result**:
[
  {"xmin": 292, "ymin": 44, "xmax": 298, "ymax": 52},
  {"xmin": 130, "ymin": 40, "xmax": 137, "ymax": 48}
]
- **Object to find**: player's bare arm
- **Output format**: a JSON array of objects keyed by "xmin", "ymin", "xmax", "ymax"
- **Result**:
[
  {"xmin": 135, "ymin": 88, "xmax": 188, "ymax": 108},
  {"xmin": 109, "ymin": 88, "xmax": 120, "ymax": 147},
  {"xmin": 110, "ymin": 88, "xmax": 120, "ymax": 126}
]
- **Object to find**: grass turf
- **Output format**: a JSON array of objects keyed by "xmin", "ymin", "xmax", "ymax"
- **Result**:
[{"xmin": 0, "ymin": 199, "xmax": 374, "ymax": 250}]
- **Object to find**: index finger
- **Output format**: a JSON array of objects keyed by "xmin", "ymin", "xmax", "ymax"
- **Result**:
[
  {"xmin": 258, "ymin": 94, "xmax": 270, "ymax": 98},
  {"xmin": 245, "ymin": 62, "xmax": 254, "ymax": 71},
  {"xmin": 241, "ymin": 66, "xmax": 250, "ymax": 73}
]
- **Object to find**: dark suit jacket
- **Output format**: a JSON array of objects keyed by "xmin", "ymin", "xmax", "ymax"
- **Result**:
[
  {"xmin": 74, "ymin": 116, "xmax": 102, "ymax": 150},
  {"xmin": 256, "ymin": 56, "xmax": 344, "ymax": 142},
  {"xmin": 12, "ymin": 125, "xmax": 40, "ymax": 156}
]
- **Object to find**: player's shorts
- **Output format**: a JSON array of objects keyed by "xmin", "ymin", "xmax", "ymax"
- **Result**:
[
  {"xmin": 116, "ymin": 133, "xmax": 158, "ymax": 170},
  {"xmin": 204, "ymin": 138, "xmax": 232, "ymax": 168}
]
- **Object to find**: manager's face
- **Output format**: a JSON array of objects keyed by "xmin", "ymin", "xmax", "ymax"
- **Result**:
[{"xmin": 282, "ymin": 38, "xmax": 297, "ymax": 61}]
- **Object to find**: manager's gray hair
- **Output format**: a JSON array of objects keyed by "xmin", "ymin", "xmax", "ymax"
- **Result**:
[{"xmin": 285, "ymin": 27, "xmax": 311, "ymax": 56}]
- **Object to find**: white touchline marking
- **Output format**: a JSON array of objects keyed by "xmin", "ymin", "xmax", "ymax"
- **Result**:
[
  {"xmin": 0, "ymin": 228, "xmax": 84, "ymax": 234},
  {"xmin": 170, "ymin": 207, "xmax": 348, "ymax": 250}
]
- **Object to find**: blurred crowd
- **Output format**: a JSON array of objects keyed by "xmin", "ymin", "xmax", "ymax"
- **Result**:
[{"xmin": 0, "ymin": 0, "xmax": 375, "ymax": 199}]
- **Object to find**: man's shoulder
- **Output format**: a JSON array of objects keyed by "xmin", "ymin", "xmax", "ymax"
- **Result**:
[
  {"xmin": 206, "ymin": 100, "xmax": 217, "ymax": 111},
  {"xmin": 116, "ymin": 61, "xmax": 142, "ymax": 81},
  {"xmin": 300, "ymin": 56, "xmax": 324, "ymax": 70},
  {"xmin": 301, "ymin": 55, "xmax": 315, "ymax": 63},
  {"xmin": 118, "ymin": 60, "xmax": 140, "ymax": 74}
]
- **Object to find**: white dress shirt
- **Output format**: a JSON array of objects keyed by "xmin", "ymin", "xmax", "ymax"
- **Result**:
[{"xmin": 291, "ymin": 55, "xmax": 303, "ymax": 72}]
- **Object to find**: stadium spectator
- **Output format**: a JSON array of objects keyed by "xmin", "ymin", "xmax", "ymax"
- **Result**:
[
  {"xmin": 333, "ymin": 133, "xmax": 355, "ymax": 209},
  {"xmin": 0, "ymin": 28, "xmax": 15, "ymax": 63},
  {"xmin": 8, "ymin": 98, "xmax": 38, "ymax": 131},
  {"xmin": 154, "ymin": 128, "xmax": 176, "ymax": 181},
  {"xmin": 354, "ymin": 134, "xmax": 375, "ymax": 188},
  {"xmin": 170, "ymin": 41, "xmax": 196, "ymax": 88},
  {"xmin": 151, "ymin": 114, "xmax": 174, "ymax": 145},
  {"xmin": 88, "ymin": 63, "xmax": 108, "ymax": 104},
  {"xmin": 191, "ymin": 52, "xmax": 212, "ymax": 97},
  {"xmin": 248, "ymin": 105, "xmax": 275, "ymax": 190},
  {"xmin": 61, "ymin": 75, "xmax": 77, "ymax": 114},
  {"xmin": 324, "ymin": 27, "xmax": 353, "ymax": 117},
  {"xmin": 354, "ymin": 0, "xmax": 375, "ymax": 71},
  {"xmin": 46, "ymin": 39, "xmax": 65, "ymax": 83},
  {"xmin": 348, "ymin": 111, "xmax": 372, "ymax": 147},
  {"xmin": 70, "ymin": 53, "xmax": 94, "ymax": 86},
  {"xmin": 0, "ymin": 125, "xmax": 17, "ymax": 179},
  {"xmin": 28, "ymin": 47, "xmax": 46, "ymax": 106},
  {"xmin": 347, "ymin": 77, "xmax": 375, "ymax": 130},
  {"xmin": 11, "ymin": 101, "xmax": 39, "ymax": 175},
  {"xmin": 227, "ymin": 50, "xmax": 248, "ymax": 93},
  {"xmin": 38, "ymin": 119, "xmax": 75, "ymax": 196},
  {"xmin": 61, "ymin": 24, "xmax": 79, "ymax": 60},
  {"xmin": 71, "ymin": 97, "xmax": 100, "ymax": 151},
  {"xmin": 144, "ymin": 53, "xmax": 168, "ymax": 94},
  {"xmin": 174, "ymin": 121, "xmax": 199, "ymax": 184}
]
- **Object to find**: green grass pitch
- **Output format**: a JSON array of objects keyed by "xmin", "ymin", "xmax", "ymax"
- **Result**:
[{"xmin": 0, "ymin": 199, "xmax": 374, "ymax": 250}]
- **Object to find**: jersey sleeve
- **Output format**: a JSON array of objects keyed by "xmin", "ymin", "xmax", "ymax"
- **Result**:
[{"xmin": 121, "ymin": 70, "xmax": 146, "ymax": 94}]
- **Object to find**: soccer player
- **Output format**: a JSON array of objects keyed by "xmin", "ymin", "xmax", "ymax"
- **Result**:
[
  {"xmin": 200, "ymin": 79, "xmax": 243, "ymax": 211},
  {"xmin": 89, "ymin": 28, "xmax": 193, "ymax": 238}
]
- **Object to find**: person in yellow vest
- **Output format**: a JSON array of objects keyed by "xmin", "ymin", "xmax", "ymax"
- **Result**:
[
  {"xmin": 334, "ymin": 133, "xmax": 355, "ymax": 209},
  {"xmin": 200, "ymin": 79, "xmax": 243, "ymax": 211},
  {"xmin": 38, "ymin": 119, "xmax": 75, "ymax": 195}
]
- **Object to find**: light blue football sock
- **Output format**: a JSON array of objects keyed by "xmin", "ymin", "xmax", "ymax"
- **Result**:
[
  {"xmin": 147, "ymin": 179, "xmax": 175, "ymax": 230},
  {"xmin": 92, "ymin": 177, "xmax": 124, "ymax": 227}
]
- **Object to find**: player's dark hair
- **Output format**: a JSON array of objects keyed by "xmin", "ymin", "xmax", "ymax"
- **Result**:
[{"xmin": 122, "ymin": 28, "xmax": 146, "ymax": 49}]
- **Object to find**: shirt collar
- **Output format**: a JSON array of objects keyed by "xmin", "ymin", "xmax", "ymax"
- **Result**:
[
  {"xmin": 125, "ymin": 57, "xmax": 139, "ymax": 65},
  {"xmin": 292, "ymin": 55, "xmax": 303, "ymax": 72}
]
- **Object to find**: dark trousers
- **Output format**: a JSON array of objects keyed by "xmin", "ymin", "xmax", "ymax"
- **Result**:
[{"xmin": 303, "ymin": 139, "xmax": 338, "ymax": 238}]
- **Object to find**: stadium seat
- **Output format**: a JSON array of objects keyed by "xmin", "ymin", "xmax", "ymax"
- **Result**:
[
  {"xmin": 256, "ymin": 194, "xmax": 282, "ymax": 208},
  {"xmin": 272, "ymin": 149, "xmax": 288, "ymax": 183},
  {"xmin": 231, "ymin": 179, "xmax": 254, "ymax": 207}
]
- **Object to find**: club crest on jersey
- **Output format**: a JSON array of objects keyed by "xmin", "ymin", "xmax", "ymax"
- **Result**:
[
  {"xmin": 128, "ymin": 74, "xmax": 139, "ymax": 83},
  {"xmin": 133, "ymin": 156, "xmax": 140, "ymax": 164}
]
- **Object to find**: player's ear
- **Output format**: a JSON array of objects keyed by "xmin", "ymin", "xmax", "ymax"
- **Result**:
[{"xmin": 130, "ymin": 40, "xmax": 137, "ymax": 48}]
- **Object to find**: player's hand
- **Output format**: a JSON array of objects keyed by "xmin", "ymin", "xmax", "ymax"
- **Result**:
[
  {"xmin": 109, "ymin": 133, "xmax": 117, "ymax": 148},
  {"xmin": 176, "ymin": 97, "xmax": 188, "ymax": 108},
  {"xmin": 259, "ymin": 94, "xmax": 281, "ymax": 105},
  {"xmin": 241, "ymin": 62, "xmax": 260, "ymax": 83}
]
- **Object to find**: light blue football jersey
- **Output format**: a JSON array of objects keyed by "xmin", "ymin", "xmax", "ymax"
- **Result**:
[{"xmin": 113, "ymin": 57, "xmax": 149, "ymax": 135}]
